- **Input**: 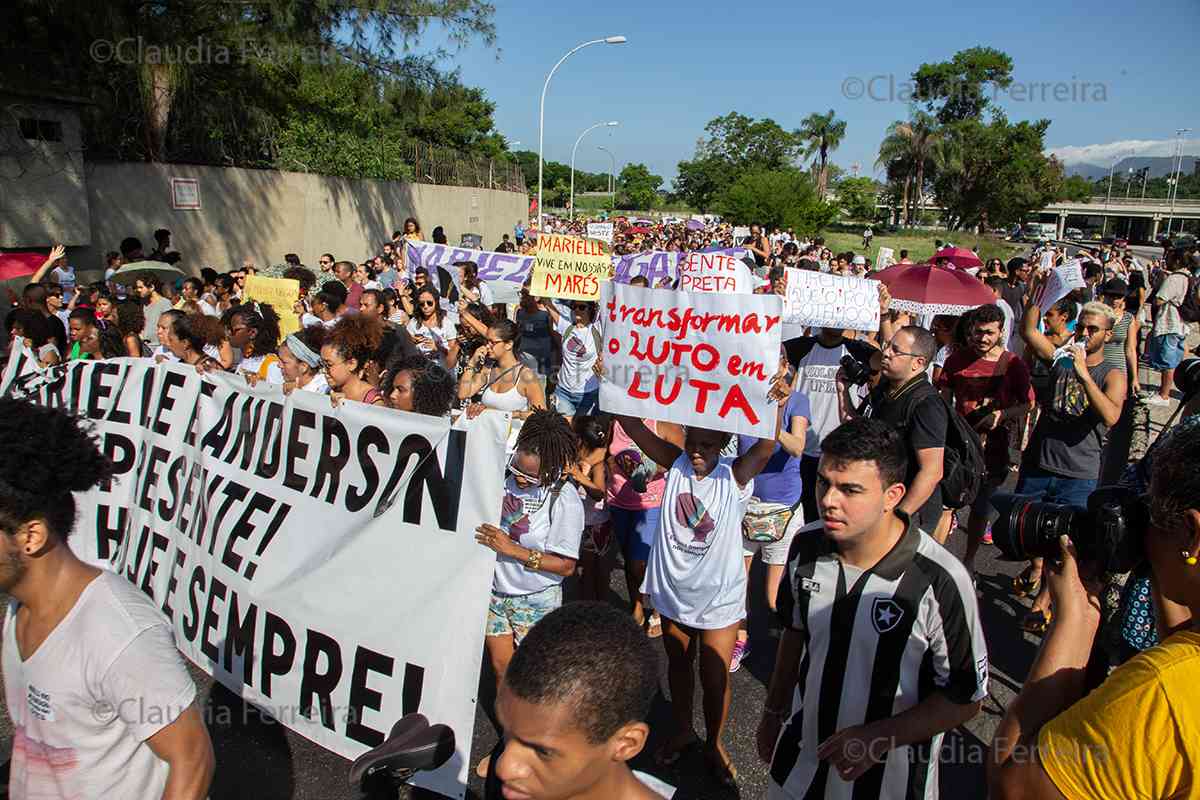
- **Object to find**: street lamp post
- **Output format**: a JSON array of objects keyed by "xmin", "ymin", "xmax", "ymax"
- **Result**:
[
  {"xmin": 1166, "ymin": 128, "xmax": 1191, "ymax": 237},
  {"xmin": 536, "ymin": 35, "xmax": 627, "ymax": 230},
  {"xmin": 597, "ymin": 145, "xmax": 616, "ymax": 209},
  {"xmin": 569, "ymin": 122, "xmax": 618, "ymax": 220}
]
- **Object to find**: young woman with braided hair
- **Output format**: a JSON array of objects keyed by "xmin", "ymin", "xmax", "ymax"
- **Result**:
[{"xmin": 472, "ymin": 408, "xmax": 585, "ymax": 779}]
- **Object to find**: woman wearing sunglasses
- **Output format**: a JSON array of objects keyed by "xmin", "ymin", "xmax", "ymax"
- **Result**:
[
  {"xmin": 457, "ymin": 319, "xmax": 545, "ymax": 421},
  {"xmin": 406, "ymin": 285, "xmax": 458, "ymax": 369},
  {"xmin": 473, "ymin": 410, "xmax": 583, "ymax": 773},
  {"xmin": 320, "ymin": 315, "xmax": 386, "ymax": 406},
  {"xmin": 612, "ymin": 384, "xmax": 788, "ymax": 788}
]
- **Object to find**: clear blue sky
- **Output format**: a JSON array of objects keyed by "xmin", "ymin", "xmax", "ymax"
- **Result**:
[{"xmin": 424, "ymin": 0, "xmax": 1200, "ymax": 185}]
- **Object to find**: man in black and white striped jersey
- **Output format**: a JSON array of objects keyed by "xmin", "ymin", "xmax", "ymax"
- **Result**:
[{"xmin": 758, "ymin": 418, "xmax": 987, "ymax": 799}]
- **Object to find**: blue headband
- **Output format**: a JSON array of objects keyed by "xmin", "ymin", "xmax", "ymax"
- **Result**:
[{"xmin": 284, "ymin": 334, "xmax": 321, "ymax": 368}]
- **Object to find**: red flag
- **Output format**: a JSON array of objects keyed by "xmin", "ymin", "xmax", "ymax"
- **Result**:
[{"xmin": 0, "ymin": 252, "xmax": 45, "ymax": 281}]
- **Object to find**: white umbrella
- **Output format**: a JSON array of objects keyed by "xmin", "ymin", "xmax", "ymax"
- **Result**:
[{"xmin": 107, "ymin": 260, "xmax": 186, "ymax": 287}]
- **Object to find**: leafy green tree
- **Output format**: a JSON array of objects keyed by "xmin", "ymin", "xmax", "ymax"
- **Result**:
[
  {"xmin": 932, "ymin": 115, "xmax": 1063, "ymax": 230},
  {"xmin": 616, "ymin": 163, "xmax": 663, "ymax": 211},
  {"xmin": 797, "ymin": 109, "xmax": 847, "ymax": 198},
  {"xmin": 912, "ymin": 46, "xmax": 1014, "ymax": 124},
  {"xmin": 714, "ymin": 169, "xmax": 837, "ymax": 235},
  {"xmin": 674, "ymin": 113, "xmax": 804, "ymax": 210},
  {"xmin": 835, "ymin": 176, "xmax": 882, "ymax": 221},
  {"xmin": 3, "ymin": 0, "xmax": 498, "ymax": 170},
  {"xmin": 876, "ymin": 111, "xmax": 944, "ymax": 224},
  {"xmin": 1058, "ymin": 174, "xmax": 1094, "ymax": 202}
]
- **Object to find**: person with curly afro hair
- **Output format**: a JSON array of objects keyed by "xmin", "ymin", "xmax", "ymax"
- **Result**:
[
  {"xmin": 0, "ymin": 399, "xmax": 215, "ymax": 798},
  {"xmin": 381, "ymin": 353, "xmax": 457, "ymax": 417},
  {"xmin": 113, "ymin": 301, "xmax": 148, "ymax": 357},
  {"xmin": 223, "ymin": 302, "xmax": 284, "ymax": 384},
  {"xmin": 321, "ymin": 314, "xmax": 386, "ymax": 405}
]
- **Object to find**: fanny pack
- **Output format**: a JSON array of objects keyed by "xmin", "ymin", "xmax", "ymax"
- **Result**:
[{"xmin": 742, "ymin": 497, "xmax": 802, "ymax": 543}]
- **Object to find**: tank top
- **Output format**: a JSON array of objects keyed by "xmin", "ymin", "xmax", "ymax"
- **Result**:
[
  {"xmin": 1102, "ymin": 311, "xmax": 1132, "ymax": 372},
  {"xmin": 481, "ymin": 364, "xmax": 529, "ymax": 412}
]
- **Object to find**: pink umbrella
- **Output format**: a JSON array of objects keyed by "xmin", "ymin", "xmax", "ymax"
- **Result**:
[
  {"xmin": 933, "ymin": 246, "xmax": 983, "ymax": 269},
  {"xmin": 870, "ymin": 262, "xmax": 994, "ymax": 316}
]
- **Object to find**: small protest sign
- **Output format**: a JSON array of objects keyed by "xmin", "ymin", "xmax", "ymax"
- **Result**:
[
  {"xmin": 733, "ymin": 225, "xmax": 751, "ymax": 242},
  {"xmin": 461, "ymin": 233, "xmax": 483, "ymax": 249},
  {"xmin": 587, "ymin": 222, "xmax": 614, "ymax": 246},
  {"xmin": 1036, "ymin": 258, "xmax": 1085, "ymax": 312},
  {"xmin": 531, "ymin": 234, "xmax": 612, "ymax": 301},
  {"xmin": 677, "ymin": 250, "xmax": 754, "ymax": 294},
  {"xmin": 1039, "ymin": 249, "xmax": 1055, "ymax": 271},
  {"xmin": 877, "ymin": 247, "xmax": 896, "ymax": 269},
  {"xmin": 782, "ymin": 269, "xmax": 881, "ymax": 335},
  {"xmin": 598, "ymin": 283, "xmax": 782, "ymax": 438},
  {"xmin": 243, "ymin": 275, "xmax": 301, "ymax": 340}
]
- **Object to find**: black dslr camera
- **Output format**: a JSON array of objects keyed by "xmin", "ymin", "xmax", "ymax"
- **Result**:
[
  {"xmin": 990, "ymin": 486, "xmax": 1148, "ymax": 574},
  {"xmin": 839, "ymin": 353, "xmax": 875, "ymax": 387}
]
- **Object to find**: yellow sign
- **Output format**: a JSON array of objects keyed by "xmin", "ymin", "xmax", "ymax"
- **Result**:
[
  {"xmin": 243, "ymin": 275, "xmax": 301, "ymax": 341},
  {"xmin": 530, "ymin": 234, "xmax": 612, "ymax": 301}
]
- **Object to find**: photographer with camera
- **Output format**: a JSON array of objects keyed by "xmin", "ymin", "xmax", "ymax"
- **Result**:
[
  {"xmin": 1016, "ymin": 288, "xmax": 1126, "ymax": 633},
  {"xmin": 989, "ymin": 420, "xmax": 1199, "ymax": 800},
  {"xmin": 836, "ymin": 325, "xmax": 948, "ymax": 535}
]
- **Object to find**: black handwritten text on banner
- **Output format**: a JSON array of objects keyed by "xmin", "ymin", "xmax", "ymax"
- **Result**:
[{"xmin": 2, "ymin": 357, "xmax": 503, "ymax": 799}]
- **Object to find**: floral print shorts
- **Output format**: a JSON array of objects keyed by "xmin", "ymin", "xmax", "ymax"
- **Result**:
[{"xmin": 486, "ymin": 584, "xmax": 562, "ymax": 644}]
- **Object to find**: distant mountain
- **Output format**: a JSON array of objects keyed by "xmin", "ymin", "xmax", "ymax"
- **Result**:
[{"xmin": 1065, "ymin": 155, "xmax": 1198, "ymax": 181}]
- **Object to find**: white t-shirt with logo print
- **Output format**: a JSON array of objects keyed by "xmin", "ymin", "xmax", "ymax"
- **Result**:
[
  {"xmin": 554, "ymin": 316, "xmax": 601, "ymax": 395},
  {"xmin": 492, "ymin": 477, "xmax": 584, "ymax": 596},
  {"xmin": 2, "ymin": 570, "xmax": 197, "ymax": 800},
  {"xmin": 641, "ymin": 455, "xmax": 753, "ymax": 630}
]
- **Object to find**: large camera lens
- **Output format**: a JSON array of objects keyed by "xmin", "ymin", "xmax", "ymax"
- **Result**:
[
  {"xmin": 1175, "ymin": 357, "xmax": 1200, "ymax": 399},
  {"xmin": 989, "ymin": 493, "xmax": 1079, "ymax": 561},
  {"xmin": 840, "ymin": 354, "xmax": 872, "ymax": 386}
]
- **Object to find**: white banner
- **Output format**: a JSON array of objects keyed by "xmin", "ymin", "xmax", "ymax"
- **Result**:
[
  {"xmin": 877, "ymin": 247, "xmax": 895, "ymax": 269},
  {"xmin": 2, "ymin": 356, "xmax": 504, "ymax": 799},
  {"xmin": 782, "ymin": 268, "xmax": 881, "ymax": 336},
  {"xmin": 1037, "ymin": 258, "xmax": 1085, "ymax": 312},
  {"xmin": 586, "ymin": 222, "xmax": 614, "ymax": 246},
  {"xmin": 598, "ymin": 284, "xmax": 782, "ymax": 437},
  {"xmin": 677, "ymin": 250, "xmax": 754, "ymax": 294}
]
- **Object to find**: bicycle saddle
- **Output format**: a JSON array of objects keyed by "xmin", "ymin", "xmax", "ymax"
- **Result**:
[{"xmin": 348, "ymin": 713, "xmax": 456, "ymax": 787}]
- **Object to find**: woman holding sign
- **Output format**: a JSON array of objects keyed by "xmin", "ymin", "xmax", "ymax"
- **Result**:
[{"xmin": 614, "ymin": 387, "xmax": 787, "ymax": 789}]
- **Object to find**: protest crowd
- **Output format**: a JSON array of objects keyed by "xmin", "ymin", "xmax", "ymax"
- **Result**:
[{"xmin": 1, "ymin": 211, "xmax": 1199, "ymax": 800}]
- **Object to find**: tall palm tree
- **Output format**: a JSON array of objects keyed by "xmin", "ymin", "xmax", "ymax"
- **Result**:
[
  {"xmin": 797, "ymin": 110, "xmax": 846, "ymax": 198},
  {"xmin": 875, "ymin": 111, "xmax": 943, "ymax": 225}
]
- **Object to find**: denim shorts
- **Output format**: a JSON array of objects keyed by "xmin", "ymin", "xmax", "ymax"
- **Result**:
[
  {"xmin": 553, "ymin": 387, "xmax": 599, "ymax": 417},
  {"xmin": 486, "ymin": 584, "xmax": 562, "ymax": 644},
  {"xmin": 1145, "ymin": 333, "xmax": 1186, "ymax": 371},
  {"xmin": 609, "ymin": 505, "xmax": 660, "ymax": 563}
]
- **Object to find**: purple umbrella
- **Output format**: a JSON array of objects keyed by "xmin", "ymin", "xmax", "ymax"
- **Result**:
[{"xmin": 685, "ymin": 219, "xmax": 704, "ymax": 231}]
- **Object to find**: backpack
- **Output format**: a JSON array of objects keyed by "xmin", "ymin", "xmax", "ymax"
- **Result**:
[
  {"xmin": 895, "ymin": 380, "xmax": 986, "ymax": 510},
  {"xmin": 1179, "ymin": 273, "xmax": 1200, "ymax": 324}
]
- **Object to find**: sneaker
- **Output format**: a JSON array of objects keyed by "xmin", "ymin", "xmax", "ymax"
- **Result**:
[
  {"xmin": 730, "ymin": 639, "xmax": 749, "ymax": 673},
  {"xmin": 1145, "ymin": 394, "xmax": 1171, "ymax": 407}
]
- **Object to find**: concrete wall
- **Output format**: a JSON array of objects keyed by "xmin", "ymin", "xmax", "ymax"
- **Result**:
[
  {"xmin": 69, "ymin": 162, "xmax": 528, "ymax": 276},
  {"xmin": 0, "ymin": 97, "xmax": 90, "ymax": 248}
]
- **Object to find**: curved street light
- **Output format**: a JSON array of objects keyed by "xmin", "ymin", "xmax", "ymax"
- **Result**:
[
  {"xmin": 537, "ymin": 35, "xmax": 627, "ymax": 229},
  {"xmin": 570, "ymin": 122, "xmax": 619, "ymax": 220}
]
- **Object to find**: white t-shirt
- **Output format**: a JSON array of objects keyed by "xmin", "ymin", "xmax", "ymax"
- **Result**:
[
  {"xmin": 407, "ymin": 317, "xmax": 456, "ymax": 356},
  {"xmin": 493, "ymin": 478, "xmax": 584, "ymax": 595},
  {"xmin": 554, "ymin": 317, "xmax": 601, "ymax": 395},
  {"xmin": 298, "ymin": 372, "xmax": 331, "ymax": 395},
  {"xmin": 2, "ymin": 571, "xmax": 197, "ymax": 800},
  {"xmin": 641, "ymin": 455, "xmax": 753, "ymax": 629},
  {"xmin": 238, "ymin": 353, "xmax": 285, "ymax": 385},
  {"xmin": 792, "ymin": 341, "xmax": 867, "ymax": 458},
  {"xmin": 300, "ymin": 313, "xmax": 337, "ymax": 330}
]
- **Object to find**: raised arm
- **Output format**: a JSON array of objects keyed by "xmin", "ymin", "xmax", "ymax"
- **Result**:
[
  {"xmin": 613, "ymin": 415, "xmax": 682, "ymax": 471},
  {"xmin": 30, "ymin": 244, "xmax": 66, "ymax": 284},
  {"xmin": 1020, "ymin": 274, "xmax": 1057, "ymax": 362}
]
